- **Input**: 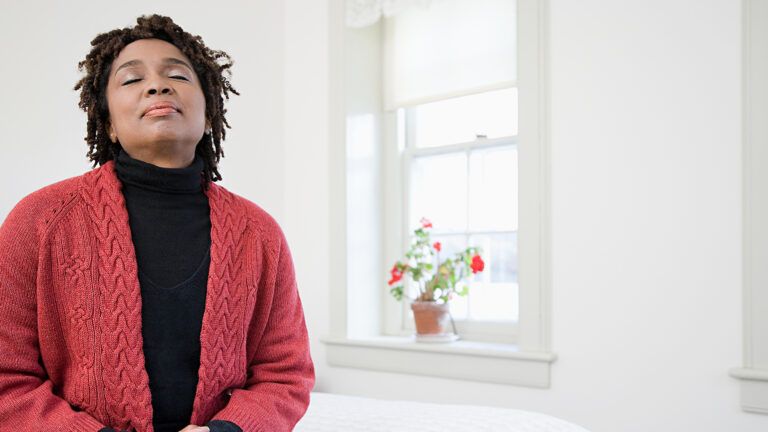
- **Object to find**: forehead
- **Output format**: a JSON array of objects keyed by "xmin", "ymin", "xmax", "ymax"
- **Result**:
[{"xmin": 112, "ymin": 38, "xmax": 191, "ymax": 67}]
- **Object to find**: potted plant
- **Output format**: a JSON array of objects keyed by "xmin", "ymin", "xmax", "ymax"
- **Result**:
[{"xmin": 387, "ymin": 217, "xmax": 485, "ymax": 342}]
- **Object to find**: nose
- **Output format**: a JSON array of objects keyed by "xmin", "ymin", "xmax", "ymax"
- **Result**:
[
  {"xmin": 146, "ymin": 86, "xmax": 173, "ymax": 96},
  {"xmin": 144, "ymin": 75, "xmax": 174, "ymax": 97}
]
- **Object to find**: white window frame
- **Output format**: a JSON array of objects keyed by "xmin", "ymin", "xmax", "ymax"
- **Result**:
[
  {"xmin": 322, "ymin": 0, "xmax": 555, "ymax": 388},
  {"xmin": 394, "ymin": 122, "xmax": 520, "ymax": 344},
  {"xmin": 729, "ymin": 0, "xmax": 768, "ymax": 414}
]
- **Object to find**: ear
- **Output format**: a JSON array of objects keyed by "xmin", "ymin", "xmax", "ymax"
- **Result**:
[{"xmin": 106, "ymin": 120, "xmax": 116, "ymax": 143}]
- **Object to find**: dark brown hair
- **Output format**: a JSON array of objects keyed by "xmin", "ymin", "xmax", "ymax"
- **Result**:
[{"xmin": 73, "ymin": 14, "xmax": 239, "ymax": 189}]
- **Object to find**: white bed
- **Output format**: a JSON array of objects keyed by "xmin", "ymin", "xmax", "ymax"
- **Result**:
[{"xmin": 294, "ymin": 392, "xmax": 591, "ymax": 432}]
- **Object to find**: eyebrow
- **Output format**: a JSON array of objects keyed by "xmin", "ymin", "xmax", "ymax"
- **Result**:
[{"xmin": 114, "ymin": 57, "xmax": 194, "ymax": 77}]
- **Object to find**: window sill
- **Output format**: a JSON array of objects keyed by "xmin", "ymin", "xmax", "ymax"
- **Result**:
[
  {"xmin": 730, "ymin": 368, "xmax": 768, "ymax": 414},
  {"xmin": 320, "ymin": 335, "xmax": 556, "ymax": 388}
]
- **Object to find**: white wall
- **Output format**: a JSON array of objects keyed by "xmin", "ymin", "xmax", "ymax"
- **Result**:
[
  {"xmin": 0, "ymin": 0, "xmax": 286, "ymax": 221},
  {"xmin": 2, "ymin": 1, "xmax": 766, "ymax": 431},
  {"xmin": 285, "ymin": 1, "xmax": 768, "ymax": 431}
]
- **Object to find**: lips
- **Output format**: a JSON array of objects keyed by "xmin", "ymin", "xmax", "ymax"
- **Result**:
[{"xmin": 143, "ymin": 102, "xmax": 180, "ymax": 117}]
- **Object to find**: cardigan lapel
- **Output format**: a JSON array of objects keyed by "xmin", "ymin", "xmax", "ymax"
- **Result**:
[
  {"xmin": 80, "ymin": 160, "xmax": 249, "ymax": 431},
  {"xmin": 190, "ymin": 168, "xmax": 250, "ymax": 425},
  {"xmin": 80, "ymin": 160, "xmax": 155, "ymax": 431}
]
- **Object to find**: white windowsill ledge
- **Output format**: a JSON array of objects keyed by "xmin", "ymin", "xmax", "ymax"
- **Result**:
[
  {"xmin": 320, "ymin": 335, "xmax": 557, "ymax": 388},
  {"xmin": 730, "ymin": 368, "xmax": 768, "ymax": 414}
]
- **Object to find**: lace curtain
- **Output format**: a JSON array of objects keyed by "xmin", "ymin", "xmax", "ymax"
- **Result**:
[{"xmin": 346, "ymin": 0, "xmax": 442, "ymax": 28}]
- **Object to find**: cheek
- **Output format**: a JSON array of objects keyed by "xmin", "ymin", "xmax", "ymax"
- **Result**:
[
  {"xmin": 104, "ymin": 94, "xmax": 119, "ymax": 131},
  {"xmin": 195, "ymin": 92, "xmax": 207, "ymax": 116},
  {"xmin": 105, "ymin": 90, "xmax": 133, "ymax": 125},
  {"xmin": 190, "ymin": 93, "xmax": 208, "ymax": 123}
]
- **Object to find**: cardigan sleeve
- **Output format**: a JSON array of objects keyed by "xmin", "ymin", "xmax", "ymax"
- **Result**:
[
  {"xmin": 210, "ymin": 223, "xmax": 315, "ymax": 431},
  {"xmin": 0, "ymin": 195, "xmax": 107, "ymax": 431}
]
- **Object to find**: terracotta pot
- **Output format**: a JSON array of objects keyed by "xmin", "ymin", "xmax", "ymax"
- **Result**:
[{"xmin": 410, "ymin": 301, "xmax": 452, "ymax": 335}]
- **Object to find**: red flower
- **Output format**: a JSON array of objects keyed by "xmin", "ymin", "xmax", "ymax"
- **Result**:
[
  {"xmin": 433, "ymin": 241, "xmax": 441, "ymax": 252},
  {"xmin": 470, "ymin": 254, "xmax": 485, "ymax": 274},
  {"xmin": 420, "ymin": 217, "xmax": 432, "ymax": 229},
  {"xmin": 388, "ymin": 263, "xmax": 404, "ymax": 285}
]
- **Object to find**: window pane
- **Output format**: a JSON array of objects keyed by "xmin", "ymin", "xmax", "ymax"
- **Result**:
[
  {"xmin": 467, "ymin": 232, "xmax": 518, "ymax": 321},
  {"xmin": 448, "ymin": 289, "xmax": 469, "ymax": 320},
  {"xmin": 411, "ymin": 88, "xmax": 518, "ymax": 149},
  {"xmin": 469, "ymin": 145, "xmax": 517, "ymax": 232},
  {"xmin": 429, "ymin": 233, "xmax": 467, "ymax": 262},
  {"xmin": 487, "ymin": 232, "xmax": 518, "ymax": 284},
  {"xmin": 409, "ymin": 152, "xmax": 467, "ymax": 232},
  {"xmin": 467, "ymin": 282, "xmax": 518, "ymax": 321}
]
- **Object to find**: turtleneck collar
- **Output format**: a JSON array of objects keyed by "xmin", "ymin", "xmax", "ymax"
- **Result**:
[{"xmin": 115, "ymin": 147, "xmax": 205, "ymax": 194}]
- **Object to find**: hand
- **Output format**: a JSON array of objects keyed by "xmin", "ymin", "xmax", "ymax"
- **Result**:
[{"xmin": 178, "ymin": 425, "xmax": 210, "ymax": 432}]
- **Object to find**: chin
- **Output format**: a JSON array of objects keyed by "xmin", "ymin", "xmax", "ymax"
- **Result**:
[{"xmin": 146, "ymin": 129, "xmax": 193, "ymax": 144}]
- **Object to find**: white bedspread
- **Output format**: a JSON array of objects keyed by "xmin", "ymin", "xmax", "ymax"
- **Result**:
[{"xmin": 294, "ymin": 392, "xmax": 591, "ymax": 432}]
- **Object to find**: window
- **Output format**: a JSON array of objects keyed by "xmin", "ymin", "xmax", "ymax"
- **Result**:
[
  {"xmin": 323, "ymin": 0, "xmax": 555, "ymax": 387},
  {"xmin": 397, "ymin": 88, "xmax": 520, "ymax": 343}
]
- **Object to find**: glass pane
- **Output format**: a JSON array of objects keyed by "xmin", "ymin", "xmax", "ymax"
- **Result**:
[
  {"xmin": 448, "ymin": 289, "xmax": 469, "ymax": 320},
  {"xmin": 411, "ymin": 88, "xmax": 518, "ymax": 149},
  {"xmin": 466, "ymin": 232, "xmax": 518, "ymax": 321},
  {"xmin": 409, "ymin": 152, "xmax": 467, "ymax": 232},
  {"xmin": 428, "ymin": 233, "xmax": 467, "ymax": 263},
  {"xmin": 467, "ymin": 233, "xmax": 518, "ymax": 284},
  {"xmin": 467, "ymin": 282, "xmax": 518, "ymax": 321},
  {"xmin": 469, "ymin": 145, "xmax": 518, "ymax": 232}
]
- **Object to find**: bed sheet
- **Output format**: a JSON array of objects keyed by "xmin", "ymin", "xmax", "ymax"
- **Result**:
[{"xmin": 294, "ymin": 391, "xmax": 591, "ymax": 432}]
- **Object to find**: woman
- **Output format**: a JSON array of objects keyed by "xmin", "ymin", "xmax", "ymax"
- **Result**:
[{"xmin": 0, "ymin": 14, "xmax": 315, "ymax": 432}]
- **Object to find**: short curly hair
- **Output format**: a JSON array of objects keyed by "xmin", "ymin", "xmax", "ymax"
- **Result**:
[{"xmin": 73, "ymin": 14, "xmax": 239, "ymax": 189}]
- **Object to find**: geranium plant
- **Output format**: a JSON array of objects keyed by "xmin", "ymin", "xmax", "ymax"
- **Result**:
[{"xmin": 388, "ymin": 217, "xmax": 485, "ymax": 304}]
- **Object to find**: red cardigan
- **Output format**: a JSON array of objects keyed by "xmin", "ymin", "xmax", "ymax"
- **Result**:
[{"xmin": 0, "ymin": 160, "xmax": 315, "ymax": 431}]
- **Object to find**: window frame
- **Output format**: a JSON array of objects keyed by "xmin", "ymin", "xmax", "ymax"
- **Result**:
[
  {"xmin": 322, "ymin": 0, "xmax": 555, "ymax": 387},
  {"xmin": 395, "ymin": 111, "xmax": 520, "ymax": 342},
  {"xmin": 729, "ymin": 0, "xmax": 768, "ymax": 414}
]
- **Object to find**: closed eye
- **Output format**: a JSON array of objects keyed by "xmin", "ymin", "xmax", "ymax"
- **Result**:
[{"xmin": 121, "ymin": 76, "xmax": 188, "ymax": 86}]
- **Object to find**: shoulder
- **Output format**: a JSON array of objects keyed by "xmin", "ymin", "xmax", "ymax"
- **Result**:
[
  {"xmin": 213, "ymin": 184, "xmax": 296, "ymax": 273},
  {"xmin": 1, "ymin": 172, "xmax": 85, "ymax": 234},
  {"xmin": 210, "ymin": 183, "xmax": 288, "ymax": 246},
  {"xmin": 0, "ymin": 170, "xmax": 87, "ymax": 256}
]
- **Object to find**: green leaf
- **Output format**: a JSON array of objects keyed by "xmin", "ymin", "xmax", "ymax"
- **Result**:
[{"xmin": 389, "ymin": 285, "xmax": 404, "ymax": 301}]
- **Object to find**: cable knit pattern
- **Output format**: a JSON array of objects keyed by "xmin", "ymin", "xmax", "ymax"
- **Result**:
[
  {"xmin": 0, "ymin": 160, "xmax": 315, "ymax": 431},
  {"xmin": 189, "ymin": 182, "xmax": 249, "ymax": 425},
  {"xmin": 83, "ymin": 160, "xmax": 155, "ymax": 431}
]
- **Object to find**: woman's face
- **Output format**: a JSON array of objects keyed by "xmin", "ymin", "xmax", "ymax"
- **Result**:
[{"xmin": 105, "ymin": 38, "xmax": 208, "ymax": 164}]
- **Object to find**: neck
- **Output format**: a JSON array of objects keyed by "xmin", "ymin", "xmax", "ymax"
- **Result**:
[
  {"xmin": 114, "ymin": 146, "xmax": 204, "ymax": 194},
  {"xmin": 119, "ymin": 147, "xmax": 196, "ymax": 169}
]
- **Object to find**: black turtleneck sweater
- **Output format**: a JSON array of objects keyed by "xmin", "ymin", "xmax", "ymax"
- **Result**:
[{"xmin": 98, "ymin": 148, "xmax": 241, "ymax": 432}]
